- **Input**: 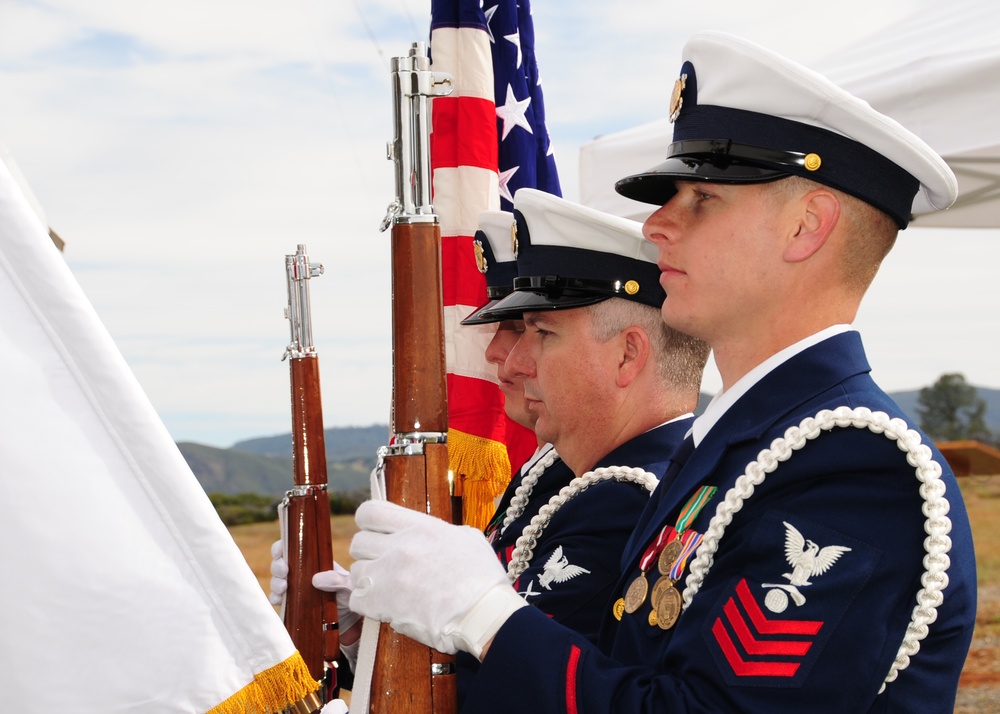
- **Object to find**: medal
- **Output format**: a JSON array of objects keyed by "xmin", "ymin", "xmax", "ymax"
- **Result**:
[
  {"xmin": 619, "ymin": 484, "xmax": 717, "ymax": 626},
  {"xmin": 657, "ymin": 539, "xmax": 682, "ymax": 575},
  {"xmin": 624, "ymin": 574, "xmax": 649, "ymax": 614},
  {"xmin": 650, "ymin": 574, "xmax": 676, "ymax": 611},
  {"xmin": 655, "ymin": 583, "xmax": 683, "ymax": 630},
  {"xmin": 623, "ymin": 523, "xmax": 674, "ymax": 615}
]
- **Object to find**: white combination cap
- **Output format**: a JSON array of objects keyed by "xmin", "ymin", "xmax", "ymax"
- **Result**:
[
  {"xmin": 616, "ymin": 32, "xmax": 958, "ymax": 228},
  {"xmin": 461, "ymin": 210, "xmax": 516, "ymax": 325},
  {"xmin": 483, "ymin": 188, "xmax": 664, "ymax": 319}
]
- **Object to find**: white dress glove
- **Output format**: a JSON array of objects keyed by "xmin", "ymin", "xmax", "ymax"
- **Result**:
[
  {"xmin": 268, "ymin": 540, "xmax": 363, "ymax": 669},
  {"xmin": 312, "ymin": 564, "xmax": 362, "ymax": 670},
  {"xmin": 349, "ymin": 500, "xmax": 526, "ymax": 659},
  {"xmin": 268, "ymin": 539, "xmax": 289, "ymax": 606},
  {"xmin": 319, "ymin": 698, "xmax": 349, "ymax": 714},
  {"xmin": 269, "ymin": 541, "xmax": 359, "ymax": 628},
  {"xmin": 311, "ymin": 564, "xmax": 362, "ymax": 635}
]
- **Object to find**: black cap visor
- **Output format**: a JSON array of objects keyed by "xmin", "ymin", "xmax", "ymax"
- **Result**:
[
  {"xmin": 615, "ymin": 140, "xmax": 796, "ymax": 206},
  {"xmin": 479, "ymin": 285, "xmax": 614, "ymax": 321},
  {"xmin": 460, "ymin": 298, "xmax": 505, "ymax": 325}
]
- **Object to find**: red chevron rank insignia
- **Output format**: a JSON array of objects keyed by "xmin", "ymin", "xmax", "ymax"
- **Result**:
[{"xmin": 711, "ymin": 578, "xmax": 824, "ymax": 678}]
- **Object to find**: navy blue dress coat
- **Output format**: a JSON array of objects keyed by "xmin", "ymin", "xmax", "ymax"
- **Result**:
[
  {"xmin": 464, "ymin": 331, "xmax": 977, "ymax": 714},
  {"xmin": 457, "ymin": 418, "xmax": 693, "ymax": 709},
  {"xmin": 490, "ymin": 418, "xmax": 692, "ymax": 640}
]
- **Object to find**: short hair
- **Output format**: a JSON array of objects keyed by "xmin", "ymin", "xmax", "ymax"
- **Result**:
[
  {"xmin": 586, "ymin": 298, "xmax": 710, "ymax": 398},
  {"xmin": 761, "ymin": 176, "xmax": 899, "ymax": 295}
]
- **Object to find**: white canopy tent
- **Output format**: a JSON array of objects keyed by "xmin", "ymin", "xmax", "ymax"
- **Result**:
[{"xmin": 579, "ymin": 0, "xmax": 1000, "ymax": 228}]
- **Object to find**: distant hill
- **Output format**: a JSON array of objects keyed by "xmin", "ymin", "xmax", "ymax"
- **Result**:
[
  {"xmin": 179, "ymin": 427, "xmax": 383, "ymax": 497},
  {"xmin": 232, "ymin": 424, "xmax": 388, "ymax": 461},
  {"xmin": 178, "ymin": 442, "xmax": 292, "ymax": 496},
  {"xmin": 696, "ymin": 387, "xmax": 1000, "ymax": 433},
  {"xmin": 179, "ymin": 386, "xmax": 1000, "ymax": 497}
]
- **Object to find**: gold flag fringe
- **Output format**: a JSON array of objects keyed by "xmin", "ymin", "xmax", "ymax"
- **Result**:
[
  {"xmin": 448, "ymin": 427, "xmax": 512, "ymax": 530},
  {"xmin": 206, "ymin": 651, "xmax": 320, "ymax": 714}
]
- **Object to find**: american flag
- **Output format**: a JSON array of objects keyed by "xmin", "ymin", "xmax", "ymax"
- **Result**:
[{"xmin": 429, "ymin": 0, "xmax": 561, "ymax": 529}]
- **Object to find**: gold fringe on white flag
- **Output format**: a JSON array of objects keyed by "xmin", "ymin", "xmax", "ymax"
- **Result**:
[{"xmin": 0, "ymin": 156, "xmax": 317, "ymax": 712}]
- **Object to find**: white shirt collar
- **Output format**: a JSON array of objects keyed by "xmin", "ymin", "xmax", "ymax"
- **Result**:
[
  {"xmin": 691, "ymin": 325, "xmax": 853, "ymax": 446},
  {"xmin": 519, "ymin": 441, "xmax": 555, "ymax": 476}
]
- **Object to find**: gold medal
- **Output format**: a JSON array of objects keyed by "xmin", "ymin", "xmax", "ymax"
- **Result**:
[
  {"xmin": 624, "ymin": 573, "xmax": 649, "ymax": 614},
  {"xmin": 658, "ymin": 539, "xmax": 683, "ymax": 576},
  {"xmin": 650, "ymin": 574, "xmax": 676, "ymax": 611},
  {"xmin": 656, "ymin": 583, "xmax": 683, "ymax": 631},
  {"xmin": 612, "ymin": 598, "xmax": 626, "ymax": 621}
]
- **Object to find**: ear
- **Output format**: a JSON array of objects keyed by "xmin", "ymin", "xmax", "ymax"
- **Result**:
[
  {"xmin": 616, "ymin": 326, "xmax": 650, "ymax": 388},
  {"xmin": 783, "ymin": 189, "xmax": 840, "ymax": 263}
]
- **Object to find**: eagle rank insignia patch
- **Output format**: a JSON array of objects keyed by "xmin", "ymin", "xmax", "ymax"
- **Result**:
[
  {"xmin": 761, "ymin": 521, "xmax": 851, "ymax": 613},
  {"xmin": 539, "ymin": 545, "xmax": 591, "ymax": 590},
  {"xmin": 707, "ymin": 516, "xmax": 865, "ymax": 684}
]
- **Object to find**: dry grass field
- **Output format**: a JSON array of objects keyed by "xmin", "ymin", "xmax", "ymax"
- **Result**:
[
  {"xmin": 955, "ymin": 477, "xmax": 1000, "ymax": 712},
  {"xmin": 232, "ymin": 515, "xmax": 357, "ymax": 595},
  {"xmin": 231, "ymin": 480, "xmax": 1000, "ymax": 712}
]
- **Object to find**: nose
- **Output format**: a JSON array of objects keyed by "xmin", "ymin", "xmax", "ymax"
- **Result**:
[
  {"xmin": 504, "ymin": 327, "xmax": 534, "ymax": 379},
  {"xmin": 485, "ymin": 320, "xmax": 524, "ymax": 366},
  {"xmin": 642, "ymin": 200, "xmax": 679, "ymax": 247},
  {"xmin": 485, "ymin": 326, "xmax": 510, "ymax": 366}
]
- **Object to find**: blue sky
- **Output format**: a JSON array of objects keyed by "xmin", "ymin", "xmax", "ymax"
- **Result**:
[{"xmin": 1, "ymin": 0, "xmax": 997, "ymax": 447}]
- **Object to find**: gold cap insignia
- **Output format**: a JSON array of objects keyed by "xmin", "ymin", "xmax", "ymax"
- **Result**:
[
  {"xmin": 804, "ymin": 153, "xmax": 822, "ymax": 172},
  {"xmin": 511, "ymin": 221, "xmax": 519, "ymax": 259},
  {"xmin": 473, "ymin": 239, "xmax": 487, "ymax": 274},
  {"xmin": 624, "ymin": 280, "xmax": 640, "ymax": 295},
  {"xmin": 669, "ymin": 73, "xmax": 688, "ymax": 123}
]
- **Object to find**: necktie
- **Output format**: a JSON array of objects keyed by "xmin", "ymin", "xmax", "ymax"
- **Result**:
[{"xmin": 658, "ymin": 435, "xmax": 695, "ymax": 493}]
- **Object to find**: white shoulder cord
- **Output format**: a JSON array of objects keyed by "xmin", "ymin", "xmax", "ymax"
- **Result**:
[
  {"xmin": 679, "ymin": 406, "xmax": 952, "ymax": 693},
  {"xmin": 501, "ymin": 447, "xmax": 562, "ymax": 531},
  {"xmin": 507, "ymin": 466, "xmax": 660, "ymax": 582}
]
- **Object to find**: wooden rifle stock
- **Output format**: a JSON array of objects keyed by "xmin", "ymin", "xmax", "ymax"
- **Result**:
[
  {"xmin": 368, "ymin": 221, "xmax": 456, "ymax": 713},
  {"xmin": 281, "ymin": 245, "xmax": 339, "ymax": 712},
  {"xmin": 365, "ymin": 42, "xmax": 457, "ymax": 714}
]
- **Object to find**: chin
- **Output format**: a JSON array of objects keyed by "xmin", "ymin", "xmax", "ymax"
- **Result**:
[
  {"xmin": 661, "ymin": 302, "xmax": 698, "ymax": 336},
  {"xmin": 507, "ymin": 411, "xmax": 535, "ymax": 432},
  {"xmin": 532, "ymin": 421, "xmax": 556, "ymax": 446}
]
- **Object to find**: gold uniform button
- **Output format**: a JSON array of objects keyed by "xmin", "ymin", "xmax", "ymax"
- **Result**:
[
  {"xmin": 624, "ymin": 280, "xmax": 640, "ymax": 295},
  {"xmin": 804, "ymin": 153, "xmax": 822, "ymax": 171}
]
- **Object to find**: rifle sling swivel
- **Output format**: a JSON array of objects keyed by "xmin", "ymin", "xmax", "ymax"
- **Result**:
[
  {"xmin": 383, "ymin": 431, "xmax": 448, "ymax": 457},
  {"xmin": 285, "ymin": 484, "xmax": 329, "ymax": 499}
]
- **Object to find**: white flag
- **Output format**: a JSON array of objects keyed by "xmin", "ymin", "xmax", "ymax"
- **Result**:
[{"xmin": 0, "ymin": 156, "xmax": 318, "ymax": 712}]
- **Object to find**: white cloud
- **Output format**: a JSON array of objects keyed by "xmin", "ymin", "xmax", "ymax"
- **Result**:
[{"xmin": 1, "ymin": 0, "xmax": 996, "ymax": 448}]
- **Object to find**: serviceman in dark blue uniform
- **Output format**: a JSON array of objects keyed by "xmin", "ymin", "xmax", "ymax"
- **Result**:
[
  {"xmin": 460, "ymin": 188, "xmax": 709, "ymax": 642},
  {"xmin": 348, "ymin": 31, "xmax": 977, "ymax": 713},
  {"xmin": 460, "ymin": 209, "xmax": 562, "ymax": 548},
  {"xmin": 271, "ymin": 196, "xmax": 709, "ymax": 699}
]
